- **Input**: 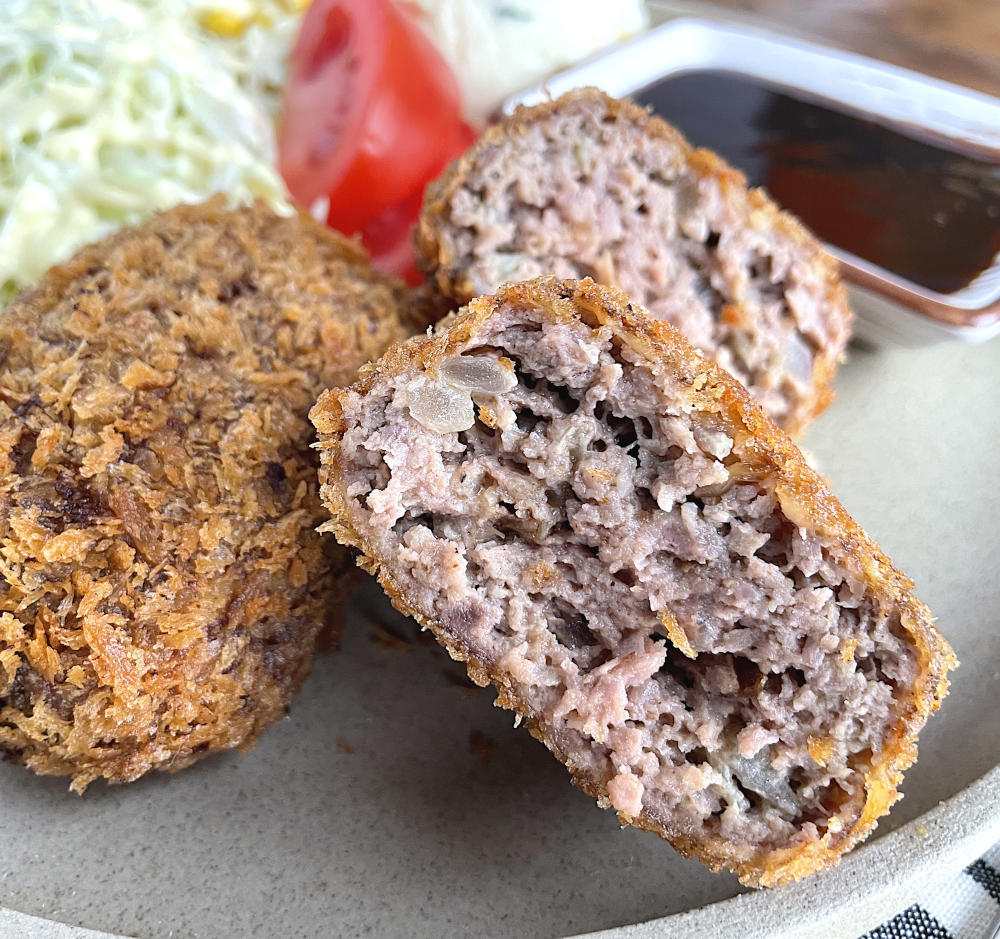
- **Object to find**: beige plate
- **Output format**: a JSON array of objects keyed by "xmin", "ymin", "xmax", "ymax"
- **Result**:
[{"xmin": 0, "ymin": 332, "xmax": 998, "ymax": 938}]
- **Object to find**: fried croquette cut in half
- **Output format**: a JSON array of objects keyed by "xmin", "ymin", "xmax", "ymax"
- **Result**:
[
  {"xmin": 311, "ymin": 277, "xmax": 954, "ymax": 887},
  {"xmin": 416, "ymin": 88, "xmax": 852, "ymax": 435},
  {"xmin": 0, "ymin": 198, "xmax": 420, "ymax": 790}
]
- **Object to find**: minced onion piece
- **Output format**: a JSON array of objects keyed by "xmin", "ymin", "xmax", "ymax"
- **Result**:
[
  {"xmin": 439, "ymin": 354, "xmax": 518, "ymax": 394},
  {"xmin": 406, "ymin": 378, "xmax": 477, "ymax": 434}
]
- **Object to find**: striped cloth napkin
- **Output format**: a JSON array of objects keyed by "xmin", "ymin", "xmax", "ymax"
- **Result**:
[{"xmin": 862, "ymin": 843, "xmax": 1000, "ymax": 939}]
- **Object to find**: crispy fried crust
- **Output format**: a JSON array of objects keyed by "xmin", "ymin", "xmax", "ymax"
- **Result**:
[
  {"xmin": 311, "ymin": 276, "xmax": 954, "ymax": 887},
  {"xmin": 415, "ymin": 88, "xmax": 851, "ymax": 437},
  {"xmin": 0, "ymin": 198, "xmax": 419, "ymax": 790}
]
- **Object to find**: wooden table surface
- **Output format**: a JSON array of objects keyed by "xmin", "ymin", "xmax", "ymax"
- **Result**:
[{"xmin": 688, "ymin": 0, "xmax": 1000, "ymax": 98}]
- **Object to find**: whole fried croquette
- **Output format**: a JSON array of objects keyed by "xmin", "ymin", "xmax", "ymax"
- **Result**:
[
  {"xmin": 0, "ymin": 198, "xmax": 419, "ymax": 790},
  {"xmin": 311, "ymin": 277, "xmax": 954, "ymax": 887},
  {"xmin": 416, "ymin": 89, "xmax": 852, "ymax": 435}
]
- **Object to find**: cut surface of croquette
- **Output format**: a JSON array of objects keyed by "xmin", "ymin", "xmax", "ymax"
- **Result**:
[
  {"xmin": 0, "ymin": 198, "xmax": 419, "ymax": 789},
  {"xmin": 312, "ymin": 276, "xmax": 953, "ymax": 887},
  {"xmin": 417, "ymin": 89, "xmax": 852, "ymax": 435}
]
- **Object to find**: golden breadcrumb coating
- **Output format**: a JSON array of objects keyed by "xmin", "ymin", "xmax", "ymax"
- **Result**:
[{"xmin": 0, "ymin": 198, "xmax": 419, "ymax": 790}]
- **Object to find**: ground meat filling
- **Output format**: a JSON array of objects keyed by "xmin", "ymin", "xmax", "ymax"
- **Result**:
[
  {"xmin": 338, "ymin": 303, "xmax": 916, "ymax": 855},
  {"xmin": 425, "ymin": 94, "xmax": 844, "ymax": 429}
]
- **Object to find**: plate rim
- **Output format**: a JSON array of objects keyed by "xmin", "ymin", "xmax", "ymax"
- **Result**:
[
  {"xmin": 573, "ymin": 762, "xmax": 1000, "ymax": 939},
  {"xmin": 7, "ymin": 765, "xmax": 996, "ymax": 938}
]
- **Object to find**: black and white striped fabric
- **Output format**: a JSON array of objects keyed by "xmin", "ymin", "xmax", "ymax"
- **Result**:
[{"xmin": 862, "ymin": 843, "xmax": 1000, "ymax": 939}]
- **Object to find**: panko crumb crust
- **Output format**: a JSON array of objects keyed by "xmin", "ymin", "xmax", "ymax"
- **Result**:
[{"xmin": 0, "ymin": 198, "xmax": 418, "ymax": 790}]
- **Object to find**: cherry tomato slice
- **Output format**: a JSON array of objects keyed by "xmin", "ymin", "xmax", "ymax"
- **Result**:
[
  {"xmin": 350, "ymin": 188, "xmax": 426, "ymax": 285},
  {"xmin": 351, "ymin": 117, "xmax": 472, "ymax": 283},
  {"xmin": 279, "ymin": 0, "xmax": 473, "ymax": 235}
]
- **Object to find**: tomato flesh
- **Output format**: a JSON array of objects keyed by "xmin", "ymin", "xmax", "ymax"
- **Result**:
[
  {"xmin": 280, "ymin": 0, "xmax": 474, "ymax": 264},
  {"xmin": 280, "ymin": 0, "xmax": 380, "ymax": 209},
  {"xmin": 349, "ymin": 188, "xmax": 427, "ymax": 285}
]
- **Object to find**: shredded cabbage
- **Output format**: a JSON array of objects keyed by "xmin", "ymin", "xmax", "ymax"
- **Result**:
[
  {"xmin": 0, "ymin": 0, "xmax": 303, "ymax": 302},
  {"xmin": 187, "ymin": 0, "xmax": 309, "ymax": 120}
]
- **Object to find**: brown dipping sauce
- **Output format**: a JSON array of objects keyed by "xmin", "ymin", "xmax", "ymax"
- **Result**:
[{"xmin": 635, "ymin": 71, "xmax": 1000, "ymax": 296}]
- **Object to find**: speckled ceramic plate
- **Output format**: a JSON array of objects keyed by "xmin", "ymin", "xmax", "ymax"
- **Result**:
[{"xmin": 0, "ymin": 311, "xmax": 998, "ymax": 938}]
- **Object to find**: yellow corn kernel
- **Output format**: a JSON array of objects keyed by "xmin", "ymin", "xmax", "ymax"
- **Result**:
[{"xmin": 198, "ymin": 9, "xmax": 251, "ymax": 36}]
